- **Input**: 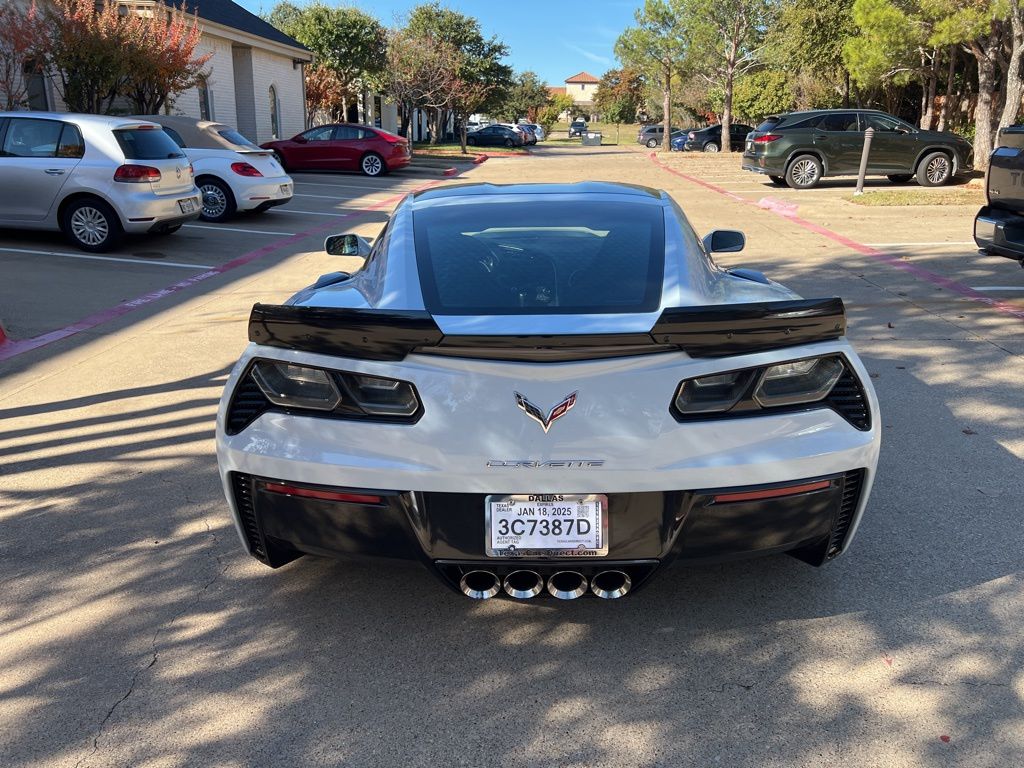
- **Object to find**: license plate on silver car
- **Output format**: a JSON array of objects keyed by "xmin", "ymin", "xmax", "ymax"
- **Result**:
[
  {"xmin": 178, "ymin": 197, "xmax": 198, "ymax": 214},
  {"xmin": 485, "ymin": 494, "xmax": 608, "ymax": 557},
  {"xmin": 279, "ymin": 183, "xmax": 291, "ymax": 195}
]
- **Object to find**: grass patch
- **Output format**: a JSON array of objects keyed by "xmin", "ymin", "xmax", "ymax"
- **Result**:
[{"xmin": 845, "ymin": 188, "xmax": 985, "ymax": 206}]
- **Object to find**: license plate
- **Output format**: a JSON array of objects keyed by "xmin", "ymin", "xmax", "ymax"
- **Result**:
[
  {"xmin": 485, "ymin": 494, "xmax": 608, "ymax": 557},
  {"xmin": 279, "ymin": 183, "xmax": 291, "ymax": 195},
  {"xmin": 178, "ymin": 197, "xmax": 197, "ymax": 214},
  {"xmin": 746, "ymin": 140, "xmax": 753, "ymax": 151}
]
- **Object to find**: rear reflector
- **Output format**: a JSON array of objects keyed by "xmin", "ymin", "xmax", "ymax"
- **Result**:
[
  {"xmin": 753, "ymin": 134, "xmax": 782, "ymax": 144},
  {"xmin": 712, "ymin": 479, "xmax": 831, "ymax": 504},
  {"xmin": 261, "ymin": 482, "xmax": 382, "ymax": 505}
]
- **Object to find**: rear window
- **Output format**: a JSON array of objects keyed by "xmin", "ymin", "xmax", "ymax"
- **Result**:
[
  {"xmin": 755, "ymin": 117, "xmax": 782, "ymax": 132},
  {"xmin": 413, "ymin": 201, "xmax": 665, "ymax": 315},
  {"xmin": 114, "ymin": 127, "xmax": 185, "ymax": 160},
  {"xmin": 217, "ymin": 129, "xmax": 260, "ymax": 149}
]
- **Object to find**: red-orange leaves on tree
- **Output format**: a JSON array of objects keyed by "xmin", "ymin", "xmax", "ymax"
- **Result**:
[{"xmin": 0, "ymin": 1, "xmax": 49, "ymax": 110}]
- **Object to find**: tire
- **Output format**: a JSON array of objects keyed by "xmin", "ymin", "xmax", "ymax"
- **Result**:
[
  {"xmin": 61, "ymin": 197, "xmax": 123, "ymax": 252},
  {"xmin": 646, "ymin": 138, "xmax": 658, "ymax": 148},
  {"xmin": 916, "ymin": 151, "xmax": 952, "ymax": 187},
  {"xmin": 467, "ymin": 136, "xmax": 476, "ymax": 146},
  {"xmin": 786, "ymin": 154, "xmax": 823, "ymax": 189},
  {"xmin": 197, "ymin": 177, "xmax": 236, "ymax": 222},
  {"xmin": 504, "ymin": 138, "xmax": 514, "ymax": 147},
  {"xmin": 360, "ymin": 152, "xmax": 386, "ymax": 176},
  {"xmin": 271, "ymin": 150, "xmax": 288, "ymax": 172},
  {"xmin": 887, "ymin": 174, "xmax": 913, "ymax": 184},
  {"xmin": 703, "ymin": 142, "xmax": 720, "ymax": 153},
  {"xmin": 768, "ymin": 175, "xmax": 786, "ymax": 186}
]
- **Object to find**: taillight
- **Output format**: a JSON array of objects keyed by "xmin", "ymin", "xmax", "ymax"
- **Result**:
[
  {"xmin": 231, "ymin": 162, "xmax": 263, "ymax": 177},
  {"xmin": 753, "ymin": 134, "xmax": 782, "ymax": 143},
  {"xmin": 380, "ymin": 133, "xmax": 404, "ymax": 144},
  {"xmin": 113, "ymin": 164, "xmax": 161, "ymax": 182}
]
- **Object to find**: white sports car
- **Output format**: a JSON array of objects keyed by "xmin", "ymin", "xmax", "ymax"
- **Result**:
[{"xmin": 216, "ymin": 182, "xmax": 880, "ymax": 600}]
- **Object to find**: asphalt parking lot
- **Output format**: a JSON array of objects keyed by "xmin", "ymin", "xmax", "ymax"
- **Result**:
[
  {"xmin": 0, "ymin": 168, "xmax": 454, "ymax": 344},
  {"xmin": 1, "ymin": 145, "xmax": 1022, "ymax": 768}
]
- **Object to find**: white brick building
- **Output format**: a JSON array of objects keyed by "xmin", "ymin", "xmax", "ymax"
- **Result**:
[{"xmin": 13, "ymin": 0, "xmax": 314, "ymax": 144}]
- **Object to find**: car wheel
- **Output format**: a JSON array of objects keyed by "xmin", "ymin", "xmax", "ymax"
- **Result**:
[
  {"xmin": 916, "ymin": 152, "xmax": 952, "ymax": 186},
  {"xmin": 887, "ymin": 174, "xmax": 913, "ymax": 184},
  {"xmin": 198, "ymin": 177, "xmax": 236, "ymax": 222},
  {"xmin": 467, "ymin": 137, "xmax": 476, "ymax": 146},
  {"xmin": 62, "ymin": 197, "xmax": 123, "ymax": 253},
  {"xmin": 361, "ymin": 152, "xmax": 385, "ymax": 176},
  {"xmin": 646, "ymin": 138, "xmax": 658, "ymax": 148},
  {"xmin": 703, "ymin": 142, "xmax": 720, "ymax": 153},
  {"xmin": 768, "ymin": 175, "xmax": 786, "ymax": 186},
  {"xmin": 786, "ymin": 154, "xmax": 823, "ymax": 189},
  {"xmin": 504, "ymin": 139, "xmax": 514, "ymax": 147},
  {"xmin": 271, "ymin": 151, "xmax": 288, "ymax": 172}
]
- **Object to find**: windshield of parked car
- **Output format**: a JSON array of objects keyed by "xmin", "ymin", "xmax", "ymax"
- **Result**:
[
  {"xmin": 115, "ymin": 127, "xmax": 186, "ymax": 159},
  {"xmin": 413, "ymin": 200, "xmax": 665, "ymax": 315}
]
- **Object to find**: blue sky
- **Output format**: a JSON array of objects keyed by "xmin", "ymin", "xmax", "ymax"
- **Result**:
[{"xmin": 240, "ymin": 0, "xmax": 639, "ymax": 85}]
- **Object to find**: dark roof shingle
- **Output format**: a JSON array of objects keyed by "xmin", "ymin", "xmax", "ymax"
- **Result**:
[{"xmin": 173, "ymin": 0, "xmax": 310, "ymax": 53}]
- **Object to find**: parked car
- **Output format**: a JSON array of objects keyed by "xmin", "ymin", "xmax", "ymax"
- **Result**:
[
  {"xmin": 742, "ymin": 109, "xmax": 974, "ymax": 189},
  {"xmin": 520, "ymin": 123, "xmax": 545, "ymax": 142},
  {"xmin": 668, "ymin": 129, "xmax": 694, "ymax": 151},
  {"xmin": 465, "ymin": 125, "xmax": 525, "ymax": 147},
  {"xmin": 0, "ymin": 112, "xmax": 200, "ymax": 252},
  {"xmin": 262, "ymin": 123, "xmax": 411, "ymax": 177},
  {"xmin": 569, "ymin": 119, "xmax": 588, "ymax": 138},
  {"xmin": 133, "ymin": 115, "xmax": 292, "ymax": 223},
  {"xmin": 218, "ymin": 181, "xmax": 880, "ymax": 599},
  {"xmin": 974, "ymin": 126, "xmax": 1024, "ymax": 267},
  {"xmin": 637, "ymin": 124, "xmax": 680, "ymax": 148},
  {"xmin": 679, "ymin": 123, "xmax": 753, "ymax": 153}
]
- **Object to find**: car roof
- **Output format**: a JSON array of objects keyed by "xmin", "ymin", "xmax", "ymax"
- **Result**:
[
  {"xmin": 772, "ymin": 108, "xmax": 892, "ymax": 117},
  {"xmin": 412, "ymin": 181, "xmax": 667, "ymax": 206},
  {"xmin": 128, "ymin": 114, "xmax": 253, "ymax": 150},
  {"xmin": 0, "ymin": 111, "xmax": 160, "ymax": 130}
]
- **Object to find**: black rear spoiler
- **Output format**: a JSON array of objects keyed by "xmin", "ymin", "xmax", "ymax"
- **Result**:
[{"xmin": 248, "ymin": 298, "xmax": 846, "ymax": 362}]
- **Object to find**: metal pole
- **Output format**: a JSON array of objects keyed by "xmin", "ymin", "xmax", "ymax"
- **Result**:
[{"xmin": 855, "ymin": 127, "xmax": 875, "ymax": 196}]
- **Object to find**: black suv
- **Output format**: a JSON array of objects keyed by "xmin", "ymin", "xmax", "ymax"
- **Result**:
[
  {"xmin": 975, "ymin": 126, "xmax": 1024, "ymax": 266},
  {"xmin": 742, "ymin": 109, "xmax": 973, "ymax": 189}
]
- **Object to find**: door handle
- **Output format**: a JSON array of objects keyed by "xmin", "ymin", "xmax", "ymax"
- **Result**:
[
  {"xmin": 44, "ymin": 168, "xmax": 66, "ymax": 175},
  {"xmin": 812, "ymin": 134, "xmax": 827, "ymax": 140}
]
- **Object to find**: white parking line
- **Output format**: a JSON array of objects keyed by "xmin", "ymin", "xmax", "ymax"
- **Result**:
[
  {"xmin": 866, "ymin": 241, "xmax": 975, "ymax": 247},
  {"xmin": 183, "ymin": 224, "xmax": 295, "ymax": 236},
  {"xmin": 292, "ymin": 192, "xmax": 393, "ymax": 201},
  {"xmin": 0, "ymin": 246, "xmax": 213, "ymax": 269},
  {"xmin": 971, "ymin": 286, "xmax": 1024, "ymax": 291},
  {"xmin": 292, "ymin": 179, "xmax": 429, "ymax": 191},
  {"xmin": 274, "ymin": 208, "xmax": 352, "ymax": 217}
]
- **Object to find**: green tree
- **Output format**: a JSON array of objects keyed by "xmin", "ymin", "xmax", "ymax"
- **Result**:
[
  {"xmin": 768, "ymin": 0, "xmax": 855, "ymax": 107},
  {"xmin": 265, "ymin": 2, "xmax": 386, "ymax": 121},
  {"xmin": 616, "ymin": 0, "xmax": 688, "ymax": 152},
  {"xmin": 500, "ymin": 71, "xmax": 550, "ymax": 121},
  {"xmin": 678, "ymin": 0, "xmax": 776, "ymax": 153},
  {"xmin": 594, "ymin": 67, "xmax": 645, "ymax": 142},
  {"xmin": 731, "ymin": 69, "xmax": 794, "ymax": 121},
  {"xmin": 537, "ymin": 92, "xmax": 574, "ymax": 134}
]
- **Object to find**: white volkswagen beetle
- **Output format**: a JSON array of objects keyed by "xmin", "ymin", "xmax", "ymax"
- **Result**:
[{"xmin": 134, "ymin": 115, "xmax": 293, "ymax": 222}]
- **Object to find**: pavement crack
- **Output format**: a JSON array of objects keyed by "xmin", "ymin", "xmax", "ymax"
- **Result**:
[
  {"xmin": 904, "ymin": 678, "xmax": 1010, "ymax": 688},
  {"xmin": 75, "ymin": 515, "xmax": 230, "ymax": 768},
  {"xmin": 707, "ymin": 681, "xmax": 756, "ymax": 693}
]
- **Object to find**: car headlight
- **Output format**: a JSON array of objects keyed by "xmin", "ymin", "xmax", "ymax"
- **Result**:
[
  {"xmin": 672, "ymin": 354, "xmax": 859, "ymax": 422},
  {"xmin": 250, "ymin": 361, "xmax": 420, "ymax": 419}
]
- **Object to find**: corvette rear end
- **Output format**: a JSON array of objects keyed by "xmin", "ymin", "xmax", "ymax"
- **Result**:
[{"xmin": 216, "ymin": 182, "xmax": 880, "ymax": 599}]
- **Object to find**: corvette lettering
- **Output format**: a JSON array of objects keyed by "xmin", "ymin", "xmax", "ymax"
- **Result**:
[{"xmin": 486, "ymin": 460, "xmax": 605, "ymax": 468}]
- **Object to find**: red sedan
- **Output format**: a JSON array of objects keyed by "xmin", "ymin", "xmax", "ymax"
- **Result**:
[{"xmin": 261, "ymin": 123, "xmax": 411, "ymax": 177}]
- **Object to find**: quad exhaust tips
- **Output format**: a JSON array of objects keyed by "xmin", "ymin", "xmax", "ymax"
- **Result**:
[
  {"xmin": 546, "ymin": 571, "xmax": 588, "ymax": 600},
  {"xmin": 590, "ymin": 570, "xmax": 631, "ymax": 599},
  {"xmin": 460, "ymin": 570, "xmax": 501, "ymax": 599},
  {"xmin": 459, "ymin": 569, "xmax": 632, "ymax": 599},
  {"xmin": 503, "ymin": 570, "xmax": 544, "ymax": 599}
]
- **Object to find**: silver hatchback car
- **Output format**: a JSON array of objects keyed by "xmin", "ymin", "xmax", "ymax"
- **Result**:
[{"xmin": 0, "ymin": 112, "xmax": 202, "ymax": 252}]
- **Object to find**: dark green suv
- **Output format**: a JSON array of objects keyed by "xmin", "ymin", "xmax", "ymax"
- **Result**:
[{"xmin": 742, "ymin": 109, "xmax": 974, "ymax": 189}]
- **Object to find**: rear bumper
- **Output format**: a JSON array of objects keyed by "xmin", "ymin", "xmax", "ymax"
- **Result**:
[
  {"xmin": 227, "ymin": 469, "xmax": 869, "ymax": 590},
  {"xmin": 975, "ymin": 205, "xmax": 1024, "ymax": 261},
  {"xmin": 387, "ymin": 154, "xmax": 412, "ymax": 171},
  {"xmin": 236, "ymin": 177, "xmax": 293, "ymax": 212},
  {"xmin": 741, "ymin": 156, "xmax": 779, "ymax": 175},
  {"xmin": 121, "ymin": 190, "xmax": 202, "ymax": 233}
]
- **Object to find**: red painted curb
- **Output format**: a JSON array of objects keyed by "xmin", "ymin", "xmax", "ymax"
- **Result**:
[
  {"xmin": 0, "ymin": 320, "xmax": 7, "ymax": 345},
  {"xmin": 648, "ymin": 152, "xmax": 1024, "ymax": 322},
  {"xmin": 0, "ymin": 179, "xmax": 445, "ymax": 363},
  {"xmin": 442, "ymin": 167, "xmax": 458, "ymax": 176},
  {"xmin": 472, "ymin": 154, "xmax": 489, "ymax": 165}
]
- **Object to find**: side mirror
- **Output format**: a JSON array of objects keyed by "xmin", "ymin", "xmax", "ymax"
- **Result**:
[
  {"xmin": 325, "ymin": 233, "xmax": 373, "ymax": 257},
  {"xmin": 702, "ymin": 229, "xmax": 746, "ymax": 254},
  {"xmin": 293, "ymin": 134, "xmax": 307, "ymax": 144}
]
